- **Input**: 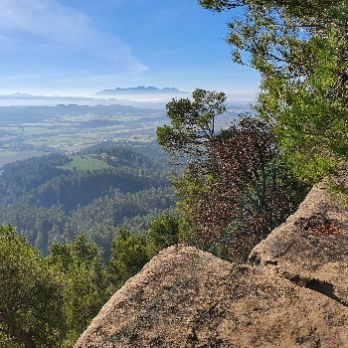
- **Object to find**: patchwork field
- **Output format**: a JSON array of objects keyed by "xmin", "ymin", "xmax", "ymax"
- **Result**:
[
  {"xmin": 0, "ymin": 104, "xmax": 167, "ymax": 162},
  {"xmin": 0, "ymin": 103, "xmax": 244, "ymax": 165}
]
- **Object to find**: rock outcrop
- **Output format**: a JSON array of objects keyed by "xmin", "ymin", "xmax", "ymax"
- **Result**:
[{"xmin": 75, "ymin": 184, "xmax": 348, "ymax": 348}]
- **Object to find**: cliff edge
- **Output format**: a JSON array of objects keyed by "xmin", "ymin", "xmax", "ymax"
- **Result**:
[{"xmin": 75, "ymin": 184, "xmax": 348, "ymax": 348}]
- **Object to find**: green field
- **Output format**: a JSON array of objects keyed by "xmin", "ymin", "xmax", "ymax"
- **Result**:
[{"xmin": 62, "ymin": 155, "xmax": 111, "ymax": 171}]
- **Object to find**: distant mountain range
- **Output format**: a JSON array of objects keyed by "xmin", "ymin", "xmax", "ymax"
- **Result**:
[
  {"xmin": 0, "ymin": 93, "xmax": 40, "ymax": 99},
  {"xmin": 95, "ymin": 86, "xmax": 185, "ymax": 96}
]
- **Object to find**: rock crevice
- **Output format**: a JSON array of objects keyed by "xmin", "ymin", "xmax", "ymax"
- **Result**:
[{"xmin": 286, "ymin": 274, "xmax": 348, "ymax": 308}]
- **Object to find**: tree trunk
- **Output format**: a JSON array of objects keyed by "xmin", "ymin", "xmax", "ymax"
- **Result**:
[{"xmin": 18, "ymin": 334, "xmax": 35, "ymax": 348}]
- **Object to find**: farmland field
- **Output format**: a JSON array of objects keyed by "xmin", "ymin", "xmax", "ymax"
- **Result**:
[
  {"xmin": 0, "ymin": 104, "xmax": 167, "ymax": 161},
  {"xmin": 0, "ymin": 103, "xmax": 245, "ymax": 167}
]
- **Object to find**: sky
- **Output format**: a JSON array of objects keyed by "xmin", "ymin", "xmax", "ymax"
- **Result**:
[{"xmin": 0, "ymin": 0, "xmax": 260, "ymax": 97}]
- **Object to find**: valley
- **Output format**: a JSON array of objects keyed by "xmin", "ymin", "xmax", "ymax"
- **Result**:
[
  {"xmin": 0, "ymin": 102, "xmax": 244, "ymax": 164},
  {"xmin": 0, "ymin": 104, "xmax": 165, "ymax": 158}
]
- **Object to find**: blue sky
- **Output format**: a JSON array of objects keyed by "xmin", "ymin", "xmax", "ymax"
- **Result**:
[{"xmin": 0, "ymin": 0, "xmax": 260, "ymax": 97}]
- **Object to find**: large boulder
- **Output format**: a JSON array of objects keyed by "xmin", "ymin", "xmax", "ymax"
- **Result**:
[{"xmin": 75, "ymin": 185, "xmax": 348, "ymax": 348}]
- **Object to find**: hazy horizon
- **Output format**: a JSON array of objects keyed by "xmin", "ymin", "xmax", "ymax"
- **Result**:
[{"xmin": 0, "ymin": 89, "xmax": 256, "ymax": 108}]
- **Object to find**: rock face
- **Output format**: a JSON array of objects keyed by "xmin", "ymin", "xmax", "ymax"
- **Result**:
[{"xmin": 75, "ymin": 185, "xmax": 348, "ymax": 348}]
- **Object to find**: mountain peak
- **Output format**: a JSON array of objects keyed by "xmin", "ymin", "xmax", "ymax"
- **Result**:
[{"xmin": 95, "ymin": 86, "xmax": 182, "ymax": 96}]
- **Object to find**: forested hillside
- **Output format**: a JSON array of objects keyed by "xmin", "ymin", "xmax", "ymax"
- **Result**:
[{"xmin": 0, "ymin": 142, "xmax": 176, "ymax": 254}]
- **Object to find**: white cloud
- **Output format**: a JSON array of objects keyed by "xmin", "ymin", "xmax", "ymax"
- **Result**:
[{"xmin": 0, "ymin": 0, "xmax": 146, "ymax": 72}]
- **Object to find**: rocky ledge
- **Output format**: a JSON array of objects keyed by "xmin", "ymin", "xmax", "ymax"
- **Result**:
[{"xmin": 75, "ymin": 184, "xmax": 348, "ymax": 348}]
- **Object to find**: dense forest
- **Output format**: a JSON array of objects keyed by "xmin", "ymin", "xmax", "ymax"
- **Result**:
[
  {"xmin": 0, "ymin": 142, "xmax": 176, "ymax": 256},
  {"xmin": 1, "ymin": 0, "xmax": 348, "ymax": 347}
]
